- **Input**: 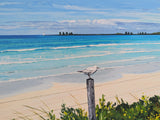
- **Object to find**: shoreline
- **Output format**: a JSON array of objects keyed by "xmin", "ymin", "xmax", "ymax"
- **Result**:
[
  {"xmin": 1, "ymin": 61, "xmax": 160, "ymax": 99},
  {"xmin": 1, "ymin": 71, "xmax": 160, "ymax": 119}
]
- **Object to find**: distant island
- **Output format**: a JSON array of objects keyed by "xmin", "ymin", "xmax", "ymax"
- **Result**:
[{"xmin": 45, "ymin": 32, "xmax": 160, "ymax": 36}]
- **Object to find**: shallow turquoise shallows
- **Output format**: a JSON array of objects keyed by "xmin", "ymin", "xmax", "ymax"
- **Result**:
[{"xmin": 1, "ymin": 35, "xmax": 160, "ymax": 82}]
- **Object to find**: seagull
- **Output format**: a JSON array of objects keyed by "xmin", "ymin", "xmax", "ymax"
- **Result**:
[{"xmin": 77, "ymin": 66, "xmax": 99, "ymax": 79}]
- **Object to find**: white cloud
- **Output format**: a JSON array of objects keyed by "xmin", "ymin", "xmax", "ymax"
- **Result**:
[
  {"xmin": 1, "ymin": 19, "xmax": 160, "ymax": 34},
  {"xmin": 115, "ymin": 11, "xmax": 160, "ymax": 23},
  {"xmin": 0, "ymin": 8, "xmax": 21, "ymax": 11},
  {"xmin": 63, "ymin": 5, "xmax": 95, "ymax": 11},
  {"xmin": 112, "ymin": 19, "xmax": 137, "ymax": 23},
  {"xmin": 60, "ymin": 19, "xmax": 92, "ymax": 26},
  {"xmin": 52, "ymin": 4, "xmax": 110, "ymax": 11},
  {"xmin": 92, "ymin": 19, "xmax": 137, "ymax": 26},
  {"xmin": 92, "ymin": 19, "xmax": 116, "ymax": 25},
  {"xmin": 0, "ymin": 19, "xmax": 124, "ymax": 30},
  {"xmin": 60, "ymin": 20, "xmax": 76, "ymax": 23},
  {"xmin": 0, "ymin": 2, "xmax": 21, "ymax": 6},
  {"xmin": 118, "ymin": 27, "xmax": 126, "ymax": 30},
  {"xmin": 52, "ymin": 4, "xmax": 91, "ymax": 11},
  {"xmin": 0, "ymin": 25, "xmax": 20, "ymax": 29}
]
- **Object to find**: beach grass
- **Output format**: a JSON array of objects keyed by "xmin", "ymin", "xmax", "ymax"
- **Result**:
[{"xmin": 12, "ymin": 94, "xmax": 160, "ymax": 120}]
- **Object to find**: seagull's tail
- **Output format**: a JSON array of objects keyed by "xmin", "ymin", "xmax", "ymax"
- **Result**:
[{"xmin": 77, "ymin": 71, "xmax": 83, "ymax": 73}]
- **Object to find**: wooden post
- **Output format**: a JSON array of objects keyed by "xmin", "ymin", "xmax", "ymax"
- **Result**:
[{"xmin": 86, "ymin": 78, "xmax": 96, "ymax": 120}]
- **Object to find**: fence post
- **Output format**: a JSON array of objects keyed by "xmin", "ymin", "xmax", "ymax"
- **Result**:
[{"xmin": 86, "ymin": 78, "xmax": 96, "ymax": 120}]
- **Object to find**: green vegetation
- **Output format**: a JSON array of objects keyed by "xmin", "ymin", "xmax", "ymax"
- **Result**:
[
  {"xmin": 47, "ymin": 31, "xmax": 160, "ymax": 36},
  {"xmin": 151, "ymin": 32, "xmax": 160, "ymax": 35},
  {"xmin": 115, "ymin": 33, "xmax": 124, "ymax": 35},
  {"xmin": 95, "ymin": 95, "xmax": 160, "ymax": 120},
  {"xmin": 13, "ymin": 95, "xmax": 160, "ymax": 120},
  {"xmin": 59, "ymin": 32, "xmax": 73, "ymax": 35},
  {"xmin": 60, "ymin": 104, "xmax": 88, "ymax": 120}
]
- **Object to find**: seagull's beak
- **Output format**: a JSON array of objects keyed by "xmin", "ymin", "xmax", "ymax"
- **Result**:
[{"xmin": 97, "ymin": 67, "xmax": 100, "ymax": 69}]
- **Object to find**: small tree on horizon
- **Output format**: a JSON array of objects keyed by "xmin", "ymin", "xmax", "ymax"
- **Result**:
[
  {"xmin": 69, "ymin": 32, "xmax": 73, "ymax": 35},
  {"xmin": 62, "ymin": 32, "xmax": 65, "ymax": 35}
]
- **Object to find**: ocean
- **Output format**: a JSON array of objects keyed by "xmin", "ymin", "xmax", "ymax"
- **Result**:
[{"xmin": 1, "ymin": 35, "xmax": 160, "ymax": 97}]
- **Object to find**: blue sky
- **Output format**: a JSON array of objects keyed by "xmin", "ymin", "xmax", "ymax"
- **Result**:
[{"xmin": 1, "ymin": 0, "xmax": 160, "ymax": 35}]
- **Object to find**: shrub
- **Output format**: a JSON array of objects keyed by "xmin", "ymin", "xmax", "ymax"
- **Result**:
[
  {"xmin": 60, "ymin": 104, "xmax": 88, "ymax": 120},
  {"xmin": 13, "ymin": 95, "xmax": 160, "ymax": 120}
]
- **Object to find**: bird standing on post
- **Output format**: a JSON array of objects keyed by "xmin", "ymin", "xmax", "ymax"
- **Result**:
[
  {"xmin": 77, "ymin": 66, "xmax": 99, "ymax": 79},
  {"xmin": 78, "ymin": 66, "xmax": 98, "ymax": 120}
]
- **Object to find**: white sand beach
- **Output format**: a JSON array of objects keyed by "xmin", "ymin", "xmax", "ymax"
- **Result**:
[{"xmin": 0, "ymin": 72, "xmax": 160, "ymax": 119}]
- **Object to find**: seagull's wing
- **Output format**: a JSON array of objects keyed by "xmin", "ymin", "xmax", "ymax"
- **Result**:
[
  {"xmin": 77, "ymin": 66, "xmax": 98, "ymax": 77},
  {"xmin": 83, "ymin": 66, "xmax": 95, "ymax": 74}
]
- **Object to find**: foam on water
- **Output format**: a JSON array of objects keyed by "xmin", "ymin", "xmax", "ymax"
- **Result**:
[
  {"xmin": 1, "ymin": 35, "xmax": 160, "ymax": 97},
  {"xmin": 1, "ymin": 42, "xmax": 160, "ymax": 53}
]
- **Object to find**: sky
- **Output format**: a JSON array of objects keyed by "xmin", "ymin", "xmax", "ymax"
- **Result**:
[{"xmin": 1, "ymin": 0, "xmax": 160, "ymax": 35}]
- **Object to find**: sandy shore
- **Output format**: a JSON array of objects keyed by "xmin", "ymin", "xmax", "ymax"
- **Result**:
[{"xmin": 1, "ymin": 72, "xmax": 160, "ymax": 119}]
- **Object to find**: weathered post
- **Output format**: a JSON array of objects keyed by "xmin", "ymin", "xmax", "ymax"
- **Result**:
[{"xmin": 86, "ymin": 78, "xmax": 96, "ymax": 120}]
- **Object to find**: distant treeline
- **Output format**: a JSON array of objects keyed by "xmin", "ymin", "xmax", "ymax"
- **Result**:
[
  {"xmin": 111, "ymin": 32, "xmax": 160, "ymax": 35},
  {"xmin": 47, "ymin": 32, "xmax": 160, "ymax": 36},
  {"xmin": 59, "ymin": 32, "xmax": 73, "ymax": 36},
  {"xmin": 123, "ymin": 32, "xmax": 160, "ymax": 35},
  {"xmin": 58, "ymin": 32, "xmax": 160, "ymax": 36}
]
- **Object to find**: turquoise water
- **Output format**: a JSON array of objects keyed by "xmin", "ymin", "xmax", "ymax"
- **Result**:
[{"xmin": 1, "ymin": 35, "xmax": 160, "ymax": 82}]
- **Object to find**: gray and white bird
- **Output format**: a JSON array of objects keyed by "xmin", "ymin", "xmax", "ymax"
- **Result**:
[{"xmin": 77, "ymin": 66, "xmax": 99, "ymax": 78}]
